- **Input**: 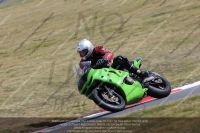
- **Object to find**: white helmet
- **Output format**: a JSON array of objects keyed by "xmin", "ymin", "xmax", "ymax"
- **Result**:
[{"xmin": 77, "ymin": 39, "xmax": 94, "ymax": 60}]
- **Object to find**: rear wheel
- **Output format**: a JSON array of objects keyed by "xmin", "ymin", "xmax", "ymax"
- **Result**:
[
  {"xmin": 90, "ymin": 86, "xmax": 125, "ymax": 112},
  {"xmin": 146, "ymin": 72, "xmax": 171, "ymax": 98}
]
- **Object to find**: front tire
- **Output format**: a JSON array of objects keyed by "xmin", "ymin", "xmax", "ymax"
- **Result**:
[
  {"xmin": 90, "ymin": 88, "xmax": 125, "ymax": 112},
  {"xmin": 146, "ymin": 72, "xmax": 171, "ymax": 98}
]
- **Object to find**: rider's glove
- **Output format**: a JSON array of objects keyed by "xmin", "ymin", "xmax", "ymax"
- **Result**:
[{"xmin": 95, "ymin": 58, "xmax": 109, "ymax": 67}]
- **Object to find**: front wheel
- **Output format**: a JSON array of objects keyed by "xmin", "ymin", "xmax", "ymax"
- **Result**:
[
  {"xmin": 90, "ymin": 87, "xmax": 125, "ymax": 112},
  {"xmin": 145, "ymin": 72, "xmax": 171, "ymax": 98}
]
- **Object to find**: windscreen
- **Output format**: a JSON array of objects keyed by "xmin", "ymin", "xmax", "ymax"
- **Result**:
[{"xmin": 73, "ymin": 61, "xmax": 91, "ymax": 82}]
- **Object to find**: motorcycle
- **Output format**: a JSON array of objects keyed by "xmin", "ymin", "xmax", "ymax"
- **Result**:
[{"xmin": 73, "ymin": 56, "xmax": 171, "ymax": 112}]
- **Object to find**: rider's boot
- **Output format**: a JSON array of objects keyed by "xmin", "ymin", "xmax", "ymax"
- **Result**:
[{"xmin": 129, "ymin": 62, "xmax": 149, "ymax": 79}]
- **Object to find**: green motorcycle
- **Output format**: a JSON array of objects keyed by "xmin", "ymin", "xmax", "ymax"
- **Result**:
[{"xmin": 74, "ymin": 56, "xmax": 171, "ymax": 112}]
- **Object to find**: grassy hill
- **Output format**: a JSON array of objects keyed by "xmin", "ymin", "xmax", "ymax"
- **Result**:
[{"xmin": 0, "ymin": 0, "xmax": 200, "ymax": 119}]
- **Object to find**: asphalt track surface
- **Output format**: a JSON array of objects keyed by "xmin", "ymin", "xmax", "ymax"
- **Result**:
[{"xmin": 33, "ymin": 81, "xmax": 200, "ymax": 133}]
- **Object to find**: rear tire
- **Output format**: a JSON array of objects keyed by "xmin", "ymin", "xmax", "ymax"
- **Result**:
[
  {"xmin": 147, "ymin": 72, "xmax": 171, "ymax": 98},
  {"xmin": 91, "ymin": 88, "xmax": 125, "ymax": 112}
]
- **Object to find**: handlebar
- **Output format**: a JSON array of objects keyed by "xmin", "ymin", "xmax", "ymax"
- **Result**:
[{"xmin": 92, "ymin": 63, "xmax": 109, "ymax": 69}]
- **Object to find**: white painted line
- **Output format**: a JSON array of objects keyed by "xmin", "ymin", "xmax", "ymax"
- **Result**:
[
  {"xmin": 173, "ymin": 81, "xmax": 200, "ymax": 90},
  {"xmin": 83, "ymin": 111, "xmax": 110, "ymax": 118}
]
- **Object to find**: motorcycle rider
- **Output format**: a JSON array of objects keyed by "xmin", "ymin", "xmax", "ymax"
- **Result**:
[
  {"xmin": 76, "ymin": 39, "xmax": 148, "ymax": 78},
  {"xmin": 77, "ymin": 39, "xmax": 114, "ymax": 68}
]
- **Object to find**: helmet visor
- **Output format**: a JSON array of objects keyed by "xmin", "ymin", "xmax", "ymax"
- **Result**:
[{"xmin": 78, "ymin": 49, "xmax": 88, "ymax": 57}]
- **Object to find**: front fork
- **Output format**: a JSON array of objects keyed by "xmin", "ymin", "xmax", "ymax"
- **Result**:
[{"xmin": 103, "ymin": 84, "xmax": 114, "ymax": 97}]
